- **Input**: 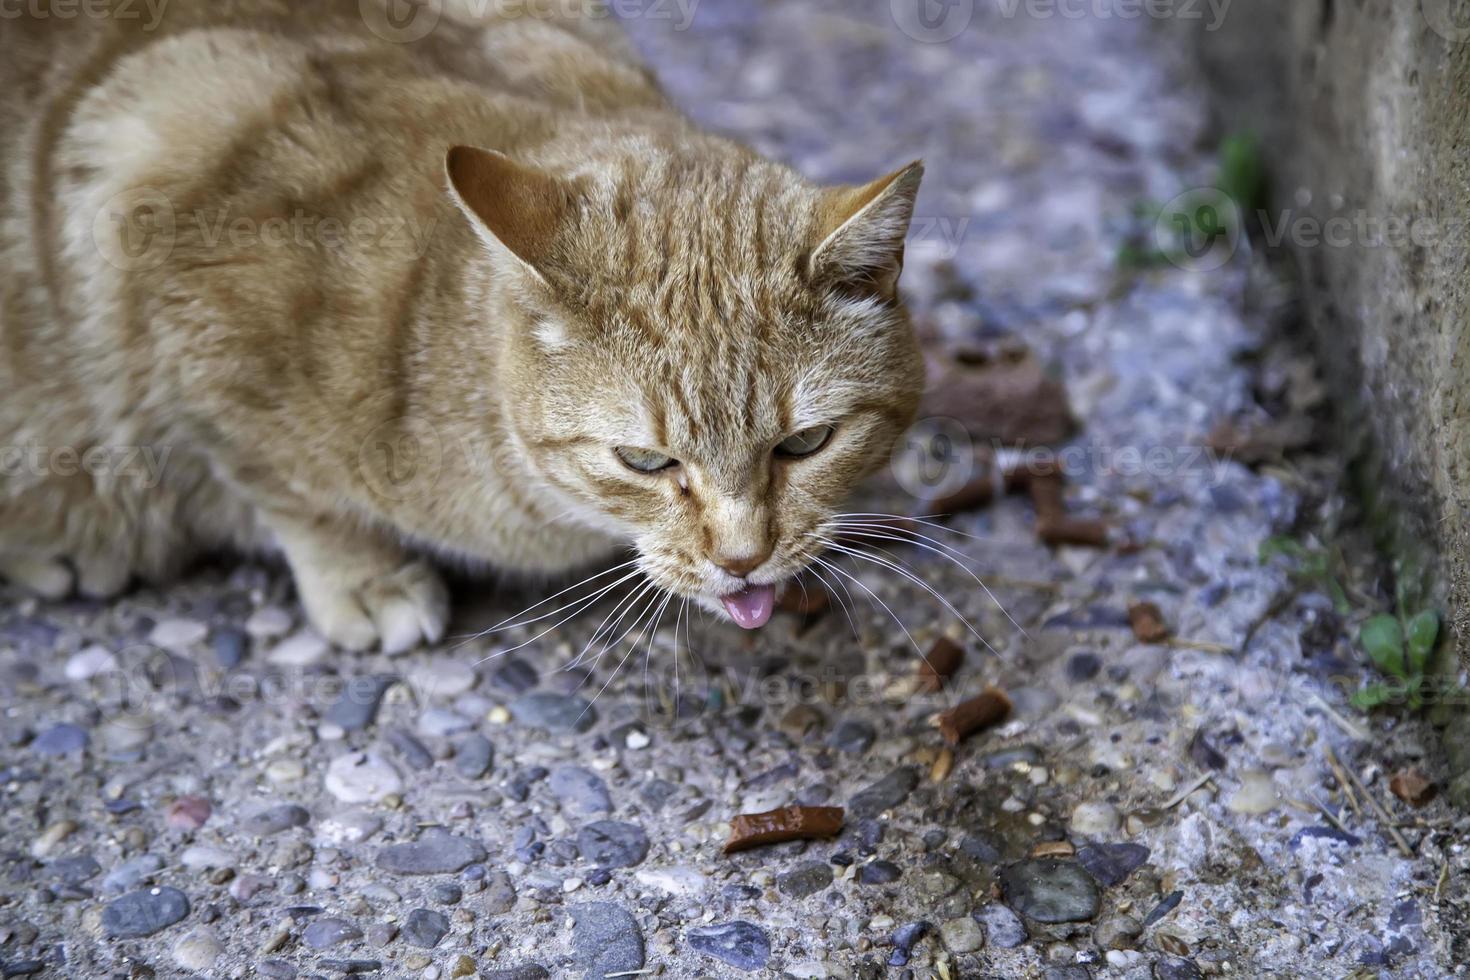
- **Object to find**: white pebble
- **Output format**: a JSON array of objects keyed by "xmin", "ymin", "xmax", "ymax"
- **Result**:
[
  {"xmin": 1069, "ymin": 801, "xmax": 1122, "ymax": 837},
  {"xmin": 409, "ymin": 663, "xmax": 477, "ymax": 699},
  {"xmin": 325, "ymin": 751, "xmax": 404, "ymax": 804},
  {"xmin": 634, "ymin": 866, "xmax": 709, "ymax": 897},
  {"xmin": 180, "ymin": 846, "xmax": 235, "ymax": 871},
  {"xmin": 65, "ymin": 645, "xmax": 118, "ymax": 681},
  {"xmin": 245, "ymin": 606, "xmax": 293, "ymax": 638},
  {"xmin": 268, "ymin": 631, "xmax": 329, "ymax": 667},
  {"xmin": 265, "ymin": 759, "xmax": 306, "ymax": 784},
  {"xmin": 1228, "ymin": 770, "xmax": 1279, "ymax": 815},
  {"xmin": 149, "ymin": 618, "xmax": 208, "ymax": 650},
  {"xmin": 625, "ymin": 730, "xmax": 651, "ymax": 750}
]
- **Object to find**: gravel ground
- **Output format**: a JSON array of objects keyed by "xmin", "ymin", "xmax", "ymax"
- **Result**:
[{"xmin": 2, "ymin": 2, "xmax": 1467, "ymax": 978}]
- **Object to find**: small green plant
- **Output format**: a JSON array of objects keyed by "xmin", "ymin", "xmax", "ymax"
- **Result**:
[
  {"xmin": 1352, "ymin": 609, "xmax": 1439, "ymax": 710},
  {"xmin": 1257, "ymin": 535, "xmax": 1350, "ymax": 614}
]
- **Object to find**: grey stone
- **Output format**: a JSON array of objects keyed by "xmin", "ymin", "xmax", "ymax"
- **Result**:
[
  {"xmin": 570, "ymin": 903, "xmax": 644, "ymax": 980},
  {"xmin": 31, "ymin": 724, "xmax": 88, "ymax": 756},
  {"xmin": 323, "ymin": 675, "xmax": 397, "ymax": 732},
  {"xmin": 939, "ymin": 916, "xmax": 985, "ymax": 953},
  {"xmin": 510, "ymin": 692, "xmax": 596, "ymax": 732},
  {"xmin": 776, "ymin": 861, "xmax": 833, "ymax": 899},
  {"xmin": 49, "ymin": 855, "xmax": 101, "ymax": 884},
  {"xmin": 827, "ymin": 719, "xmax": 876, "ymax": 754},
  {"xmin": 102, "ymin": 854, "xmax": 165, "ymax": 895},
  {"xmin": 375, "ymin": 829, "xmax": 487, "ymax": 875},
  {"xmin": 482, "ymin": 869, "xmax": 517, "ymax": 913},
  {"xmin": 1094, "ymin": 914, "xmax": 1142, "ymax": 950},
  {"xmin": 1077, "ymin": 843, "xmax": 1151, "ymax": 887},
  {"xmin": 401, "ymin": 908, "xmax": 449, "ymax": 948},
  {"xmin": 386, "ymin": 727, "xmax": 433, "ymax": 771},
  {"xmin": 1000, "ymin": 860, "xmax": 1101, "ymax": 924},
  {"xmin": 491, "ymin": 657, "xmax": 539, "ymax": 694},
  {"xmin": 976, "ymin": 903, "xmax": 1027, "ymax": 948},
  {"xmin": 481, "ymin": 968, "xmax": 551, "ymax": 980},
  {"xmin": 858, "ymin": 860, "xmax": 901, "ymax": 885},
  {"xmin": 301, "ymin": 917, "xmax": 362, "ymax": 950},
  {"xmin": 211, "ymin": 627, "xmax": 248, "ymax": 668},
  {"xmin": 241, "ymin": 804, "xmax": 311, "ymax": 837},
  {"xmin": 453, "ymin": 733, "xmax": 494, "ymax": 779},
  {"xmin": 848, "ymin": 766, "xmax": 919, "ymax": 818},
  {"xmin": 686, "ymin": 920, "xmax": 771, "ymax": 972},
  {"xmin": 102, "ymin": 887, "xmax": 191, "ymax": 938},
  {"xmin": 576, "ymin": 820, "xmax": 649, "ymax": 868},
  {"xmin": 549, "ymin": 766, "xmax": 612, "ymax": 816}
]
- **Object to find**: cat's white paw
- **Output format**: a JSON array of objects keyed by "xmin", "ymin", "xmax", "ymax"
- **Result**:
[
  {"xmin": 298, "ymin": 558, "xmax": 449, "ymax": 655},
  {"xmin": 0, "ymin": 555, "xmax": 75, "ymax": 600}
]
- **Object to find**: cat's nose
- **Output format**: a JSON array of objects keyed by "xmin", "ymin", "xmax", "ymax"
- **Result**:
[{"xmin": 712, "ymin": 548, "xmax": 771, "ymax": 578}]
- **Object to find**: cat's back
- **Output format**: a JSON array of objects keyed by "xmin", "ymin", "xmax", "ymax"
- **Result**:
[{"xmin": 0, "ymin": 0, "xmax": 667, "ymax": 424}]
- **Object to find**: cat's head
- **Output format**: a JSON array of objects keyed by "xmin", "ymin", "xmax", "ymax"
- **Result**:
[{"xmin": 447, "ymin": 142, "xmax": 924, "ymax": 627}]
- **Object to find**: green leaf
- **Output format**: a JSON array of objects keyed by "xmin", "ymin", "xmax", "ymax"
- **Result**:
[
  {"xmin": 1359, "ymin": 615, "xmax": 1406, "ymax": 678},
  {"xmin": 1218, "ymin": 134, "xmax": 1262, "ymax": 214},
  {"xmin": 1405, "ymin": 609, "xmax": 1440, "ymax": 674},
  {"xmin": 1350, "ymin": 683, "xmax": 1394, "ymax": 710},
  {"xmin": 1258, "ymin": 536, "xmax": 1305, "ymax": 563}
]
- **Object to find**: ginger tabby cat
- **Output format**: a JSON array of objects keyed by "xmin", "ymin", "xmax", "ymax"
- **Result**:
[{"xmin": 0, "ymin": 0, "xmax": 925, "ymax": 652}]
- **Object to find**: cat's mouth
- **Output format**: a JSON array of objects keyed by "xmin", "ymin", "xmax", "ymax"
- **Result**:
[{"xmin": 719, "ymin": 583, "xmax": 777, "ymax": 630}]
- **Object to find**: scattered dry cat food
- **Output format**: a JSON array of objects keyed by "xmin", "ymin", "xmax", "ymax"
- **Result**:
[
  {"xmin": 1128, "ymin": 601, "xmax": 1170, "ymax": 643},
  {"xmin": 917, "ymin": 636, "xmax": 965, "ymax": 692},
  {"xmin": 937, "ymin": 687, "xmax": 1012, "ymax": 745},
  {"xmin": 922, "ymin": 344, "xmax": 1076, "ymax": 447},
  {"xmin": 1015, "ymin": 463, "xmax": 1110, "ymax": 547},
  {"xmin": 1388, "ymin": 769, "xmax": 1437, "ymax": 808},
  {"xmin": 723, "ymin": 805, "xmax": 845, "ymax": 854}
]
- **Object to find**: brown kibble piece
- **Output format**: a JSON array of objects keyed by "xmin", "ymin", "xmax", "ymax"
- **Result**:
[
  {"xmin": 922, "ymin": 350, "xmax": 1076, "ymax": 447},
  {"xmin": 723, "ymin": 805, "xmax": 845, "ymax": 854},
  {"xmin": 917, "ymin": 636, "xmax": 965, "ymax": 692},
  {"xmin": 937, "ymin": 687, "xmax": 1012, "ymax": 746},
  {"xmin": 1388, "ymin": 769, "xmax": 1437, "ymax": 808},
  {"xmin": 1031, "ymin": 840, "xmax": 1075, "ymax": 858},
  {"xmin": 1006, "ymin": 462, "xmax": 1108, "ymax": 549},
  {"xmin": 1128, "ymin": 601, "xmax": 1170, "ymax": 643}
]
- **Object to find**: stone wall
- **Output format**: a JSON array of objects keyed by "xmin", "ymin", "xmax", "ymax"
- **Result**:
[{"xmin": 1182, "ymin": 0, "xmax": 1470, "ymax": 665}]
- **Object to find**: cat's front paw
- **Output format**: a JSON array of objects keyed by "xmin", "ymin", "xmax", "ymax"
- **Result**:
[{"xmin": 296, "ymin": 557, "xmax": 450, "ymax": 655}]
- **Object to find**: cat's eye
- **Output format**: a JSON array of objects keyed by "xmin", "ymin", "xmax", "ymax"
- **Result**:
[
  {"xmin": 615, "ymin": 446, "xmax": 678, "ymax": 474},
  {"xmin": 775, "ymin": 425, "xmax": 835, "ymax": 459}
]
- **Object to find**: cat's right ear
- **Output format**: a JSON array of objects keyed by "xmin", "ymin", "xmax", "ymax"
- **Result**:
[{"xmin": 444, "ymin": 146, "xmax": 576, "ymax": 284}]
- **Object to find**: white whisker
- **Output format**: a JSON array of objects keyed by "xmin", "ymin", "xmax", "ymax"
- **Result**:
[{"xmin": 826, "ymin": 517, "xmax": 1029, "ymax": 639}]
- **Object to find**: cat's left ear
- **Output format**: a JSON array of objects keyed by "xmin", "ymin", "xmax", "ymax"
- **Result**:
[
  {"xmin": 809, "ymin": 161, "xmax": 924, "ymax": 301},
  {"xmin": 444, "ymin": 145, "xmax": 577, "ymax": 284}
]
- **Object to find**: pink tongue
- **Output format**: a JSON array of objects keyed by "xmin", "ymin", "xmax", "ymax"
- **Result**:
[{"xmin": 720, "ymin": 584, "xmax": 777, "ymax": 630}]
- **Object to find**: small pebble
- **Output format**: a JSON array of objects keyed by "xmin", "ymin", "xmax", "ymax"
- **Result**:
[
  {"xmin": 325, "ymin": 752, "xmax": 404, "ymax": 804},
  {"xmin": 402, "ymin": 908, "xmax": 450, "ymax": 948},
  {"xmin": 172, "ymin": 928, "xmax": 224, "ymax": 970},
  {"xmin": 165, "ymin": 796, "xmax": 212, "ymax": 831},
  {"xmin": 150, "ymin": 618, "xmax": 208, "ymax": 649}
]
